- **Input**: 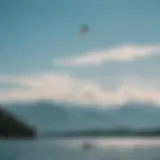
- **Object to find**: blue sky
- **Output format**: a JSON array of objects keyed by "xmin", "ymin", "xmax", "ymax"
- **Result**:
[{"xmin": 0, "ymin": 0, "xmax": 160, "ymax": 106}]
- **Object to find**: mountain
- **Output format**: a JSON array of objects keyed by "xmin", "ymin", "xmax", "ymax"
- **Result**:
[
  {"xmin": 3, "ymin": 100, "xmax": 160, "ymax": 136},
  {"xmin": 0, "ymin": 105, "xmax": 35, "ymax": 138}
]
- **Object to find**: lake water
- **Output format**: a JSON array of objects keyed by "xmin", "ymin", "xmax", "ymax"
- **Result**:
[{"xmin": 1, "ymin": 138, "xmax": 160, "ymax": 160}]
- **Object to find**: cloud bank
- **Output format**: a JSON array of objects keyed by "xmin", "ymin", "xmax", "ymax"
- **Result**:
[
  {"xmin": 53, "ymin": 44, "xmax": 160, "ymax": 66},
  {"xmin": 0, "ymin": 73, "xmax": 160, "ymax": 106}
]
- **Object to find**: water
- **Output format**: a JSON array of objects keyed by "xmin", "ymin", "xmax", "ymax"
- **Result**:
[{"xmin": 1, "ymin": 138, "xmax": 160, "ymax": 160}]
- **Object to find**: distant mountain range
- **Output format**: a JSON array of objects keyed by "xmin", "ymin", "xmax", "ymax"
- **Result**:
[{"xmin": 3, "ymin": 100, "xmax": 160, "ymax": 136}]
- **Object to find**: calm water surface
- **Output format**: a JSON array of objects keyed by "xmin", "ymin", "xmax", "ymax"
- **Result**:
[{"xmin": 0, "ymin": 138, "xmax": 160, "ymax": 160}]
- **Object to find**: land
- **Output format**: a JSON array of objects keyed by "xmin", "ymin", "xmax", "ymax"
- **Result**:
[
  {"xmin": 41, "ymin": 128, "xmax": 160, "ymax": 138},
  {"xmin": 0, "ymin": 106, "xmax": 35, "ymax": 139}
]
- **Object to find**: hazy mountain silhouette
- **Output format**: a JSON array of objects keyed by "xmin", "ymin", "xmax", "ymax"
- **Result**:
[{"xmin": 3, "ymin": 100, "xmax": 160, "ymax": 135}]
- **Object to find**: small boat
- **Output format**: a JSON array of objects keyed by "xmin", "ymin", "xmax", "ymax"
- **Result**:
[{"xmin": 81, "ymin": 141, "xmax": 94, "ymax": 150}]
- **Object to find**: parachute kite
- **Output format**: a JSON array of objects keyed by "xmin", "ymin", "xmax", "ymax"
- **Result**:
[{"xmin": 80, "ymin": 24, "xmax": 89, "ymax": 37}]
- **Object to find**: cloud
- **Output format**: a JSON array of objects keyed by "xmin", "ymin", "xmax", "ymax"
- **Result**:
[
  {"xmin": 0, "ymin": 73, "xmax": 160, "ymax": 106},
  {"xmin": 53, "ymin": 44, "xmax": 160, "ymax": 66}
]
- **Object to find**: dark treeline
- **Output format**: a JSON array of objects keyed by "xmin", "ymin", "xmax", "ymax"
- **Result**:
[{"xmin": 42, "ymin": 128, "xmax": 160, "ymax": 138}]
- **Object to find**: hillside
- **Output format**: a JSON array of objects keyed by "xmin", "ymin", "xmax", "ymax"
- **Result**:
[{"xmin": 0, "ymin": 105, "xmax": 35, "ymax": 139}]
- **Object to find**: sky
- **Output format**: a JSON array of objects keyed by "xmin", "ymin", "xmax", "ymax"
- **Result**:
[{"xmin": 0, "ymin": 0, "xmax": 160, "ymax": 106}]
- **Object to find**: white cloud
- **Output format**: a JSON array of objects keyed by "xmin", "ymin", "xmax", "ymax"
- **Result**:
[
  {"xmin": 53, "ymin": 44, "xmax": 160, "ymax": 66},
  {"xmin": 0, "ymin": 73, "xmax": 160, "ymax": 106}
]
